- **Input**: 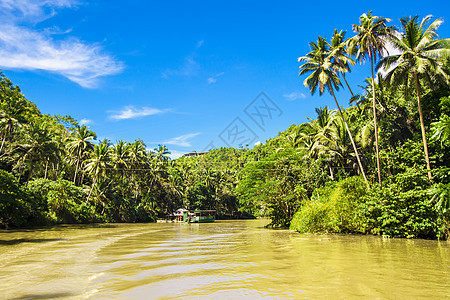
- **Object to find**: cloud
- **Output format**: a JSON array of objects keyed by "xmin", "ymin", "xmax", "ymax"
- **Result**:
[
  {"xmin": 162, "ymin": 132, "xmax": 200, "ymax": 147},
  {"xmin": 109, "ymin": 106, "xmax": 167, "ymax": 120},
  {"xmin": 79, "ymin": 118, "xmax": 92, "ymax": 125},
  {"xmin": 168, "ymin": 149, "xmax": 185, "ymax": 160},
  {"xmin": 0, "ymin": 0, "xmax": 123, "ymax": 88},
  {"xmin": 0, "ymin": 0, "xmax": 77, "ymax": 22},
  {"xmin": 207, "ymin": 71, "xmax": 224, "ymax": 84},
  {"xmin": 283, "ymin": 91, "xmax": 307, "ymax": 101},
  {"xmin": 377, "ymin": 33, "xmax": 403, "ymax": 78},
  {"xmin": 161, "ymin": 40, "xmax": 204, "ymax": 79},
  {"xmin": 162, "ymin": 55, "xmax": 200, "ymax": 79},
  {"xmin": 196, "ymin": 40, "xmax": 204, "ymax": 48}
]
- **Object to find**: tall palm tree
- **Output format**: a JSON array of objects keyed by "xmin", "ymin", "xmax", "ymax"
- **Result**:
[
  {"xmin": 13, "ymin": 121, "xmax": 59, "ymax": 184},
  {"xmin": 111, "ymin": 140, "xmax": 130, "ymax": 179},
  {"xmin": 85, "ymin": 139, "xmax": 111, "ymax": 201},
  {"xmin": 377, "ymin": 15, "xmax": 450, "ymax": 180},
  {"xmin": 67, "ymin": 125, "xmax": 96, "ymax": 185},
  {"xmin": 128, "ymin": 139, "xmax": 147, "ymax": 187},
  {"xmin": 350, "ymin": 11, "xmax": 393, "ymax": 185},
  {"xmin": 154, "ymin": 144, "xmax": 171, "ymax": 162},
  {"xmin": 329, "ymin": 29, "xmax": 360, "ymax": 110},
  {"xmin": 298, "ymin": 36, "xmax": 368, "ymax": 184}
]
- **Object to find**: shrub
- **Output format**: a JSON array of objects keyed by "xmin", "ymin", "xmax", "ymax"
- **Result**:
[
  {"xmin": 0, "ymin": 170, "xmax": 32, "ymax": 227},
  {"xmin": 290, "ymin": 176, "xmax": 368, "ymax": 233},
  {"xmin": 28, "ymin": 178, "xmax": 97, "ymax": 224},
  {"xmin": 360, "ymin": 168, "xmax": 448, "ymax": 239}
]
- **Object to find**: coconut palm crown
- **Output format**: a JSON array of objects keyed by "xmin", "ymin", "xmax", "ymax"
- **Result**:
[
  {"xmin": 299, "ymin": 36, "xmax": 368, "ymax": 184},
  {"xmin": 350, "ymin": 11, "xmax": 394, "ymax": 185},
  {"xmin": 377, "ymin": 15, "xmax": 450, "ymax": 180}
]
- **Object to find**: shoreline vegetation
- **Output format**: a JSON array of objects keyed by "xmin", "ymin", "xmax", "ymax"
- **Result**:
[{"xmin": 1, "ymin": 12, "xmax": 449, "ymax": 239}]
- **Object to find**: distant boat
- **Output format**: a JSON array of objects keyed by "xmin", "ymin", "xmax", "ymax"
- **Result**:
[
  {"xmin": 188, "ymin": 210, "xmax": 216, "ymax": 223},
  {"xmin": 157, "ymin": 209, "xmax": 216, "ymax": 223}
]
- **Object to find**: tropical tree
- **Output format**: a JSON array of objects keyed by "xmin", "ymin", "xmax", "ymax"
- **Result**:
[
  {"xmin": 329, "ymin": 29, "xmax": 360, "ymax": 109},
  {"xmin": 350, "ymin": 11, "xmax": 394, "ymax": 184},
  {"xmin": 85, "ymin": 139, "xmax": 111, "ymax": 200},
  {"xmin": 67, "ymin": 125, "xmax": 96, "ymax": 185},
  {"xmin": 12, "ymin": 121, "xmax": 60, "ymax": 184},
  {"xmin": 298, "ymin": 36, "xmax": 368, "ymax": 184},
  {"xmin": 377, "ymin": 15, "xmax": 450, "ymax": 180},
  {"xmin": 111, "ymin": 140, "xmax": 130, "ymax": 179}
]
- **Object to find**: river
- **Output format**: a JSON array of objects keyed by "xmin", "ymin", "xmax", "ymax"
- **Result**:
[{"xmin": 0, "ymin": 220, "xmax": 449, "ymax": 299}]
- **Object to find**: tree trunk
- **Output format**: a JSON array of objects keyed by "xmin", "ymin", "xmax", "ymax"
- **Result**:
[
  {"xmin": 341, "ymin": 72, "xmax": 361, "ymax": 111},
  {"xmin": 0, "ymin": 133, "xmax": 6, "ymax": 153},
  {"xmin": 73, "ymin": 148, "xmax": 81, "ymax": 185},
  {"xmin": 371, "ymin": 53, "xmax": 382, "ymax": 185},
  {"xmin": 44, "ymin": 159, "xmax": 49, "ymax": 180},
  {"xmin": 415, "ymin": 73, "xmax": 433, "ymax": 181},
  {"xmin": 329, "ymin": 164, "xmax": 334, "ymax": 180},
  {"xmin": 86, "ymin": 176, "xmax": 97, "ymax": 204},
  {"xmin": 330, "ymin": 87, "xmax": 369, "ymax": 186}
]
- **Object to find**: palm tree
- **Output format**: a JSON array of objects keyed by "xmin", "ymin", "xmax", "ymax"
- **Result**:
[
  {"xmin": 350, "ymin": 11, "xmax": 394, "ymax": 185},
  {"xmin": 329, "ymin": 29, "xmax": 360, "ymax": 110},
  {"xmin": 154, "ymin": 144, "xmax": 171, "ymax": 162},
  {"xmin": 67, "ymin": 125, "xmax": 96, "ymax": 185},
  {"xmin": 298, "ymin": 36, "xmax": 368, "ymax": 184},
  {"xmin": 128, "ymin": 139, "xmax": 147, "ymax": 190},
  {"xmin": 111, "ymin": 140, "xmax": 130, "ymax": 179},
  {"xmin": 377, "ymin": 15, "xmax": 450, "ymax": 180},
  {"xmin": 13, "ymin": 121, "xmax": 59, "ymax": 184},
  {"xmin": 85, "ymin": 139, "xmax": 111, "ymax": 200}
]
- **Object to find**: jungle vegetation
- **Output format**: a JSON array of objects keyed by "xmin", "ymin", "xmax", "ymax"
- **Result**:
[{"xmin": 1, "ymin": 12, "xmax": 449, "ymax": 239}]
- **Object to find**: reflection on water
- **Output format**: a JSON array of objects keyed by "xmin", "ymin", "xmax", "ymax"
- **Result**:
[{"xmin": 1, "ymin": 220, "xmax": 449, "ymax": 299}]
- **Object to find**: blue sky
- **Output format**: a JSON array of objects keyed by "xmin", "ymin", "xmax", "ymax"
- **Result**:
[{"xmin": 1, "ymin": 0, "xmax": 449, "ymax": 158}]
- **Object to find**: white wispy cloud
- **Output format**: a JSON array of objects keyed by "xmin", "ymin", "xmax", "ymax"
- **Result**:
[
  {"xmin": 196, "ymin": 40, "xmax": 204, "ymax": 48},
  {"xmin": 283, "ymin": 91, "xmax": 307, "ymax": 101},
  {"xmin": 79, "ymin": 118, "xmax": 92, "ymax": 125},
  {"xmin": 168, "ymin": 149, "xmax": 185, "ymax": 160},
  {"xmin": 162, "ymin": 40, "xmax": 204, "ymax": 79},
  {"xmin": 377, "ymin": 33, "xmax": 403, "ymax": 78},
  {"xmin": 162, "ymin": 133, "xmax": 200, "ymax": 147},
  {"xmin": 108, "ymin": 106, "xmax": 167, "ymax": 120},
  {"xmin": 207, "ymin": 71, "xmax": 224, "ymax": 84},
  {"xmin": 0, "ymin": 0, "xmax": 77, "ymax": 22},
  {"xmin": 0, "ymin": 0, "xmax": 123, "ymax": 88}
]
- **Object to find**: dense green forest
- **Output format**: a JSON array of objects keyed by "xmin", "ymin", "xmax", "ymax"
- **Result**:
[{"xmin": 1, "ymin": 12, "xmax": 449, "ymax": 239}]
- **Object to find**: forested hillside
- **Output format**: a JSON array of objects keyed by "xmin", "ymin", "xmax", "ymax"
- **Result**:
[{"xmin": 1, "ymin": 12, "xmax": 449, "ymax": 239}]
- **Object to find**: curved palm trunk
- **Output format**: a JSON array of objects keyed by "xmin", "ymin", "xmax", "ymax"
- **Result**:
[
  {"xmin": 0, "ymin": 133, "xmax": 6, "ymax": 153},
  {"xmin": 330, "ymin": 87, "xmax": 368, "ymax": 186},
  {"xmin": 371, "ymin": 53, "xmax": 382, "ymax": 185},
  {"xmin": 414, "ymin": 73, "xmax": 432, "ymax": 181},
  {"xmin": 341, "ymin": 72, "xmax": 361, "ymax": 111},
  {"xmin": 86, "ymin": 175, "xmax": 97, "ymax": 204},
  {"xmin": 73, "ymin": 148, "xmax": 81, "ymax": 185}
]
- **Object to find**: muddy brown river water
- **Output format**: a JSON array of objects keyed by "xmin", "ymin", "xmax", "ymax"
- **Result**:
[{"xmin": 0, "ymin": 220, "xmax": 449, "ymax": 299}]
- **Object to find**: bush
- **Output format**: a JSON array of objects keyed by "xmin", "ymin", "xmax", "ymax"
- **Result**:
[
  {"xmin": 28, "ymin": 178, "xmax": 97, "ymax": 224},
  {"xmin": 290, "ymin": 176, "xmax": 368, "ymax": 233},
  {"xmin": 0, "ymin": 170, "xmax": 32, "ymax": 227},
  {"xmin": 360, "ymin": 168, "xmax": 448, "ymax": 239}
]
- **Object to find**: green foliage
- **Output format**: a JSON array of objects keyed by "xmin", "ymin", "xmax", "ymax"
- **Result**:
[
  {"xmin": 237, "ymin": 149, "xmax": 327, "ymax": 227},
  {"xmin": 290, "ymin": 176, "xmax": 368, "ymax": 233},
  {"xmin": 28, "ymin": 178, "xmax": 97, "ymax": 224},
  {"xmin": 360, "ymin": 168, "xmax": 448, "ymax": 239},
  {"xmin": 1, "ymin": 13, "xmax": 450, "ymax": 241},
  {"xmin": 0, "ymin": 170, "xmax": 33, "ymax": 227}
]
